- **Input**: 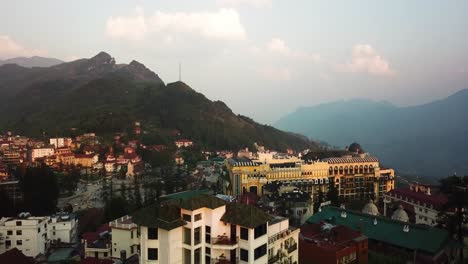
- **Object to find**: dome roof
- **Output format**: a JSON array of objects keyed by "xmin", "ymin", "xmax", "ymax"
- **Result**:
[
  {"xmin": 362, "ymin": 199, "xmax": 379, "ymax": 216},
  {"xmin": 391, "ymin": 205, "xmax": 409, "ymax": 222},
  {"xmin": 348, "ymin": 142, "xmax": 364, "ymax": 154}
]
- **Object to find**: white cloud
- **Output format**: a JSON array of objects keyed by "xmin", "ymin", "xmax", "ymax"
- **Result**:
[
  {"xmin": 106, "ymin": 7, "xmax": 246, "ymax": 41},
  {"xmin": 265, "ymin": 38, "xmax": 320, "ymax": 62},
  {"xmin": 106, "ymin": 6, "xmax": 148, "ymax": 41},
  {"xmin": 0, "ymin": 35, "xmax": 46, "ymax": 59},
  {"xmin": 217, "ymin": 0, "xmax": 272, "ymax": 8},
  {"xmin": 259, "ymin": 66, "xmax": 291, "ymax": 81},
  {"xmin": 337, "ymin": 44, "xmax": 395, "ymax": 76}
]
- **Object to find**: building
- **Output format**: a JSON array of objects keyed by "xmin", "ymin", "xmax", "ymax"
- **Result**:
[
  {"xmin": 109, "ymin": 215, "xmax": 139, "ymax": 260},
  {"xmin": 48, "ymin": 213, "xmax": 78, "ymax": 243},
  {"xmin": 74, "ymin": 154, "xmax": 99, "ymax": 168},
  {"xmin": 0, "ymin": 161, "xmax": 8, "ymax": 180},
  {"xmin": 0, "ymin": 180, "xmax": 23, "ymax": 204},
  {"xmin": 2, "ymin": 149, "xmax": 23, "ymax": 164},
  {"xmin": 29, "ymin": 147, "xmax": 54, "ymax": 162},
  {"xmin": 299, "ymin": 222, "xmax": 368, "ymax": 264},
  {"xmin": 225, "ymin": 153, "xmax": 395, "ymax": 202},
  {"xmin": 175, "ymin": 139, "xmax": 193, "ymax": 148},
  {"xmin": 82, "ymin": 224, "xmax": 112, "ymax": 259},
  {"xmin": 383, "ymin": 183, "xmax": 448, "ymax": 226},
  {"xmin": 132, "ymin": 193, "xmax": 299, "ymax": 264},
  {"xmin": 307, "ymin": 206, "xmax": 456, "ymax": 263},
  {"xmin": 49, "ymin": 138, "xmax": 71, "ymax": 149},
  {"xmin": 0, "ymin": 213, "xmax": 49, "ymax": 257}
]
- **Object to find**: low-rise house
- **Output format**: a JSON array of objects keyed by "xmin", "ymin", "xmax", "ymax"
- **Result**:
[
  {"xmin": 29, "ymin": 146, "xmax": 55, "ymax": 162},
  {"xmin": 175, "ymin": 139, "xmax": 193, "ymax": 148},
  {"xmin": 82, "ymin": 224, "xmax": 112, "ymax": 260},
  {"xmin": 74, "ymin": 154, "xmax": 98, "ymax": 168},
  {"xmin": 383, "ymin": 183, "xmax": 448, "ymax": 226}
]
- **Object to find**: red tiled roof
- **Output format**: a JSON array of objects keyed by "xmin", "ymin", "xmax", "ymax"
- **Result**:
[
  {"xmin": 324, "ymin": 156, "xmax": 379, "ymax": 164},
  {"xmin": 300, "ymin": 223, "xmax": 365, "ymax": 251},
  {"xmin": 0, "ymin": 248, "xmax": 34, "ymax": 264},
  {"xmin": 82, "ymin": 232, "xmax": 99, "ymax": 243},
  {"xmin": 75, "ymin": 154, "xmax": 95, "ymax": 159},
  {"xmin": 387, "ymin": 188, "xmax": 448, "ymax": 209}
]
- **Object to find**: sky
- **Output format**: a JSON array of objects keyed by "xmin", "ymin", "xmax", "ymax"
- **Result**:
[{"xmin": 1, "ymin": 0, "xmax": 468, "ymax": 123}]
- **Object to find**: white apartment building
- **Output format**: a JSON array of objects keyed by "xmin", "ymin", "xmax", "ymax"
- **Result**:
[
  {"xmin": 109, "ymin": 215, "xmax": 139, "ymax": 260},
  {"xmin": 0, "ymin": 213, "xmax": 49, "ymax": 257},
  {"xmin": 132, "ymin": 194, "xmax": 299, "ymax": 264},
  {"xmin": 48, "ymin": 213, "xmax": 78, "ymax": 243},
  {"xmin": 50, "ymin": 138, "xmax": 65, "ymax": 148},
  {"xmin": 29, "ymin": 147, "xmax": 55, "ymax": 162},
  {"xmin": 0, "ymin": 212, "xmax": 78, "ymax": 258}
]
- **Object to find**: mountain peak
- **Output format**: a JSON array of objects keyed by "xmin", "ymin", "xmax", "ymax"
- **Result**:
[{"xmin": 92, "ymin": 51, "xmax": 112, "ymax": 60}]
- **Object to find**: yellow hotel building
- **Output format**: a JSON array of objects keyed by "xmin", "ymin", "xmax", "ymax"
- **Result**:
[{"xmin": 225, "ymin": 153, "xmax": 395, "ymax": 201}]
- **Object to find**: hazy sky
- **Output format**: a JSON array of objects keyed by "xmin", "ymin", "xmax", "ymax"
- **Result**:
[{"xmin": 1, "ymin": 0, "xmax": 468, "ymax": 123}]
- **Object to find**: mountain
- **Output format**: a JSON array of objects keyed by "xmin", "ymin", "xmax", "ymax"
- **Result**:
[
  {"xmin": 0, "ymin": 56, "xmax": 64, "ymax": 68},
  {"xmin": 275, "ymin": 91, "xmax": 468, "ymax": 177},
  {"xmin": 0, "ymin": 52, "xmax": 316, "ymax": 151}
]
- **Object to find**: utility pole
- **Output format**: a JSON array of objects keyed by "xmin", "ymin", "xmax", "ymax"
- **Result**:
[{"xmin": 179, "ymin": 61, "xmax": 182, "ymax": 82}]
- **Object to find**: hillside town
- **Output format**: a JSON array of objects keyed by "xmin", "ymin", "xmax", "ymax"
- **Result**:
[{"xmin": 0, "ymin": 129, "xmax": 466, "ymax": 264}]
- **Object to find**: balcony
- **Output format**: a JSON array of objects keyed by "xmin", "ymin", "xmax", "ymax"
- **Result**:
[
  {"xmin": 211, "ymin": 236, "xmax": 239, "ymax": 250},
  {"xmin": 212, "ymin": 257, "xmax": 239, "ymax": 264},
  {"xmin": 268, "ymin": 255, "xmax": 279, "ymax": 264},
  {"xmin": 287, "ymin": 243, "xmax": 297, "ymax": 253}
]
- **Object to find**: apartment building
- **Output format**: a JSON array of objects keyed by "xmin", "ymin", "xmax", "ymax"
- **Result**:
[
  {"xmin": 0, "ymin": 213, "xmax": 49, "ymax": 257},
  {"xmin": 109, "ymin": 215, "xmax": 139, "ymax": 260},
  {"xmin": 0, "ymin": 212, "xmax": 77, "ymax": 258},
  {"xmin": 132, "ymin": 194, "xmax": 299, "ymax": 264},
  {"xmin": 48, "ymin": 213, "xmax": 78, "ymax": 243},
  {"xmin": 29, "ymin": 147, "xmax": 54, "ymax": 162}
]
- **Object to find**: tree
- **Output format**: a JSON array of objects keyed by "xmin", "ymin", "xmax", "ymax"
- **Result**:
[
  {"xmin": 104, "ymin": 197, "xmax": 129, "ymax": 222},
  {"xmin": 20, "ymin": 164, "xmax": 59, "ymax": 215}
]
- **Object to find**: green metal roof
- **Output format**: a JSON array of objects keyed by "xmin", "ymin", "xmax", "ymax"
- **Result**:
[
  {"xmin": 132, "ymin": 203, "xmax": 186, "ymax": 230},
  {"xmin": 47, "ymin": 248, "xmax": 74, "ymax": 262},
  {"xmin": 164, "ymin": 194, "xmax": 227, "ymax": 211},
  {"xmin": 307, "ymin": 206, "xmax": 450, "ymax": 255},
  {"xmin": 221, "ymin": 203, "xmax": 272, "ymax": 229},
  {"xmin": 160, "ymin": 189, "xmax": 213, "ymax": 202}
]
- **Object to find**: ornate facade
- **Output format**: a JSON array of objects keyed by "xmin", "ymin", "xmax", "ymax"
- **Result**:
[{"xmin": 226, "ymin": 153, "xmax": 395, "ymax": 201}]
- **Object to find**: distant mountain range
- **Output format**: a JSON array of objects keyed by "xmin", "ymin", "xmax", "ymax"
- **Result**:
[
  {"xmin": 0, "ymin": 56, "xmax": 64, "ymax": 68},
  {"xmin": 0, "ymin": 52, "xmax": 317, "ymax": 151},
  {"xmin": 275, "ymin": 91, "xmax": 468, "ymax": 178}
]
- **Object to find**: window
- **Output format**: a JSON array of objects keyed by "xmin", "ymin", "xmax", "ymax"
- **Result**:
[
  {"xmin": 148, "ymin": 228, "xmax": 158, "ymax": 240},
  {"xmin": 16, "ymin": 230, "xmax": 22, "ymax": 236},
  {"xmin": 7, "ymin": 230, "xmax": 12, "ymax": 236},
  {"xmin": 254, "ymin": 224, "xmax": 267, "ymax": 239},
  {"xmin": 104, "ymin": 252, "xmax": 108, "ymax": 257},
  {"xmin": 254, "ymin": 244, "xmax": 267, "ymax": 260},
  {"xmin": 184, "ymin": 249, "xmax": 191, "ymax": 264},
  {"xmin": 194, "ymin": 227, "xmax": 201, "ymax": 245},
  {"xmin": 131, "ymin": 246, "xmax": 134, "ymax": 254},
  {"xmin": 194, "ymin": 248, "xmax": 201, "ymax": 264},
  {"xmin": 38, "ymin": 228, "xmax": 40, "ymax": 233},
  {"xmin": 16, "ymin": 221, "xmax": 22, "ymax": 226},
  {"xmin": 205, "ymin": 226, "xmax": 211, "ymax": 243},
  {"xmin": 240, "ymin": 249, "xmax": 248, "ymax": 261},
  {"xmin": 206, "ymin": 247, "xmax": 211, "ymax": 255},
  {"xmin": 184, "ymin": 227, "xmax": 191, "ymax": 245},
  {"xmin": 148, "ymin": 248, "xmax": 158, "ymax": 260},
  {"xmin": 5, "ymin": 240, "xmax": 11, "ymax": 248},
  {"xmin": 240, "ymin": 227, "xmax": 248, "ymax": 240},
  {"xmin": 17, "ymin": 240, "xmax": 22, "ymax": 246},
  {"xmin": 194, "ymin": 214, "xmax": 202, "ymax": 221},
  {"xmin": 53, "ymin": 232, "xmax": 56, "ymax": 236},
  {"xmin": 114, "ymin": 248, "xmax": 116, "ymax": 252},
  {"xmin": 183, "ymin": 214, "xmax": 191, "ymax": 222},
  {"xmin": 131, "ymin": 230, "xmax": 133, "ymax": 239}
]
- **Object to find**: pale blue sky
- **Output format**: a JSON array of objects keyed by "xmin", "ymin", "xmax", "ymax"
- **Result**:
[{"xmin": 1, "ymin": 0, "xmax": 468, "ymax": 123}]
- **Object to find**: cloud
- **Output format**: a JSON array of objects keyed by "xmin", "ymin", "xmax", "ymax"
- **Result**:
[
  {"xmin": 258, "ymin": 66, "xmax": 291, "ymax": 81},
  {"xmin": 337, "ymin": 44, "xmax": 395, "ymax": 76},
  {"xmin": 0, "ymin": 35, "xmax": 46, "ymax": 59},
  {"xmin": 265, "ymin": 38, "xmax": 320, "ymax": 62},
  {"xmin": 106, "ymin": 7, "xmax": 148, "ymax": 41},
  {"xmin": 106, "ymin": 7, "xmax": 246, "ymax": 41},
  {"xmin": 217, "ymin": 0, "xmax": 272, "ymax": 8}
]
